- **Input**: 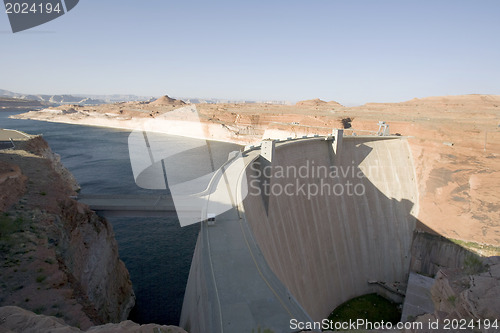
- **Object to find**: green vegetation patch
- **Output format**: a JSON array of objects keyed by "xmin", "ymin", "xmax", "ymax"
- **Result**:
[
  {"xmin": 33, "ymin": 306, "xmax": 46, "ymax": 314},
  {"xmin": 0, "ymin": 215, "xmax": 25, "ymax": 250},
  {"xmin": 463, "ymin": 254, "xmax": 487, "ymax": 275},
  {"xmin": 36, "ymin": 275, "xmax": 47, "ymax": 283},
  {"xmin": 450, "ymin": 238, "xmax": 500, "ymax": 256},
  {"xmin": 0, "ymin": 215, "xmax": 19, "ymax": 239},
  {"xmin": 327, "ymin": 293, "xmax": 401, "ymax": 330}
]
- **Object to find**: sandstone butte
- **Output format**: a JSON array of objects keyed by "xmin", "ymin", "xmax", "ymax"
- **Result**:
[{"xmin": 2, "ymin": 93, "xmax": 500, "ymax": 332}]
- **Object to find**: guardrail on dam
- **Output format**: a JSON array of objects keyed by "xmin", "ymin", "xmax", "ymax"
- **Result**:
[{"xmin": 181, "ymin": 133, "xmax": 419, "ymax": 332}]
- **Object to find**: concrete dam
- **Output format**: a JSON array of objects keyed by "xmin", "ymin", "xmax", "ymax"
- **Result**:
[{"xmin": 180, "ymin": 133, "xmax": 419, "ymax": 332}]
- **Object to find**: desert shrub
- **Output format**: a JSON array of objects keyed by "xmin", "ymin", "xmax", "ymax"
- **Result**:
[{"xmin": 464, "ymin": 254, "xmax": 486, "ymax": 275}]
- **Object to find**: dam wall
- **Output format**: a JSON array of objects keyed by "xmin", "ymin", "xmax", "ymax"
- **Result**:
[
  {"xmin": 180, "ymin": 226, "xmax": 221, "ymax": 333},
  {"xmin": 242, "ymin": 136, "xmax": 419, "ymax": 321}
]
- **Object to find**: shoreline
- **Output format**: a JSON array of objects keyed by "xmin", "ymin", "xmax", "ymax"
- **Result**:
[
  {"xmin": 9, "ymin": 111, "xmax": 250, "ymax": 145},
  {"xmin": 10, "ymin": 109, "xmax": 261, "ymax": 145},
  {"xmin": 10, "ymin": 107, "xmax": 332, "ymax": 146}
]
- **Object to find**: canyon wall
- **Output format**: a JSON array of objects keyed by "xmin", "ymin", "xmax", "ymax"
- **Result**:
[{"xmin": 0, "ymin": 135, "xmax": 135, "ymax": 328}]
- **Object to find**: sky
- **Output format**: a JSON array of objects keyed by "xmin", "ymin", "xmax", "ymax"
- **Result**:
[{"xmin": 1, "ymin": 0, "xmax": 499, "ymax": 105}]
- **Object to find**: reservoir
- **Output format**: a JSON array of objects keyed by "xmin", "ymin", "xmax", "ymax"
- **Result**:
[{"xmin": 0, "ymin": 108, "xmax": 241, "ymax": 325}]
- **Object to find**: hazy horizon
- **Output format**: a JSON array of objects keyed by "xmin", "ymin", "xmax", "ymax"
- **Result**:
[
  {"xmin": 2, "ymin": 1, "xmax": 499, "ymax": 105},
  {"xmin": 2, "ymin": 87, "xmax": 499, "ymax": 107}
]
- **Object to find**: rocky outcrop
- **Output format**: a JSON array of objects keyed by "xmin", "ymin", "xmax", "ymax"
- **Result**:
[
  {"xmin": 19, "ymin": 135, "xmax": 80, "ymax": 192},
  {"xmin": 410, "ymin": 231, "xmax": 472, "ymax": 277},
  {"xmin": 0, "ymin": 161, "xmax": 26, "ymax": 211},
  {"xmin": 51, "ymin": 199, "xmax": 136, "ymax": 323},
  {"xmin": 0, "ymin": 134, "xmax": 135, "ymax": 329},
  {"xmin": 0, "ymin": 306, "xmax": 188, "ymax": 333},
  {"xmin": 400, "ymin": 256, "xmax": 500, "ymax": 333},
  {"xmin": 431, "ymin": 256, "xmax": 500, "ymax": 321}
]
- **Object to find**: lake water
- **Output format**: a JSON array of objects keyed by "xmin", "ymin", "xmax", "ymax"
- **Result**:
[{"xmin": 0, "ymin": 109, "xmax": 241, "ymax": 325}]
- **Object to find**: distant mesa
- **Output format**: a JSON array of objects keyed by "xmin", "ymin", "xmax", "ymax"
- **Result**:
[
  {"xmin": 362, "ymin": 94, "xmax": 500, "ymax": 108},
  {"xmin": 149, "ymin": 95, "xmax": 186, "ymax": 106},
  {"xmin": 0, "ymin": 97, "xmax": 50, "ymax": 108},
  {"xmin": 296, "ymin": 98, "xmax": 343, "ymax": 107},
  {"xmin": 403, "ymin": 94, "xmax": 500, "ymax": 105}
]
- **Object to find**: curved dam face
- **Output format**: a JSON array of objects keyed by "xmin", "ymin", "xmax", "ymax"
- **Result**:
[{"xmin": 242, "ymin": 136, "xmax": 419, "ymax": 321}]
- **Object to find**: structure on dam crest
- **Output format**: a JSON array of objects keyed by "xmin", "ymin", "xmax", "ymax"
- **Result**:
[{"xmin": 180, "ymin": 131, "xmax": 419, "ymax": 333}]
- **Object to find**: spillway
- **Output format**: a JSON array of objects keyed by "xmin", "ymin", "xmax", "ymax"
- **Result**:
[{"xmin": 181, "ymin": 134, "xmax": 419, "ymax": 332}]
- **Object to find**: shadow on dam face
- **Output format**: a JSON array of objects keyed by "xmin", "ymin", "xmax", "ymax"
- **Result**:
[
  {"xmin": 243, "ymin": 136, "xmax": 419, "ymax": 321},
  {"xmin": 179, "ymin": 135, "xmax": 489, "ymax": 332}
]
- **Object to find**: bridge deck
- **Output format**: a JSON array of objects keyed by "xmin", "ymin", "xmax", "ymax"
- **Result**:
[{"xmin": 77, "ymin": 194, "xmax": 184, "ymax": 218}]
